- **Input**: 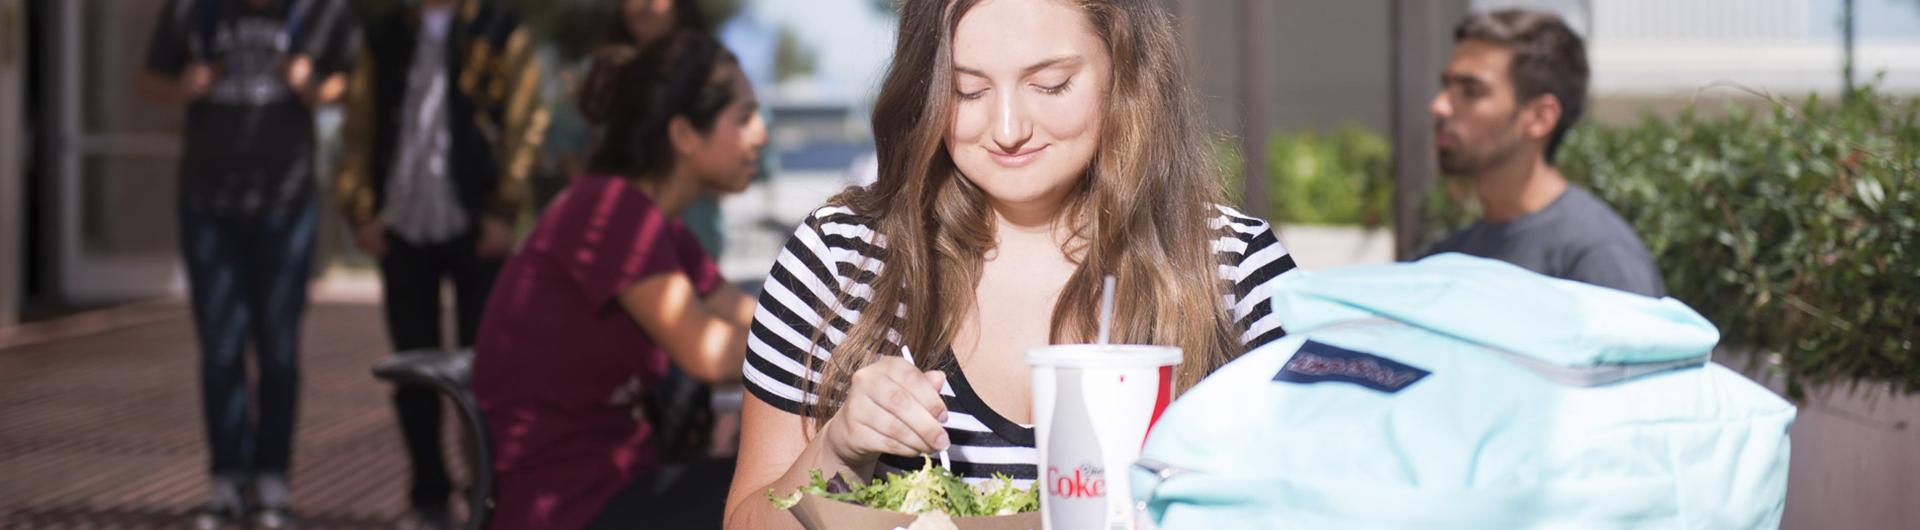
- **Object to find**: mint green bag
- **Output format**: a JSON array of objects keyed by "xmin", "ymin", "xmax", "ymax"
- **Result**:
[{"xmin": 1133, "ymin": 255, "xmax": 1795, "ymax": 529}]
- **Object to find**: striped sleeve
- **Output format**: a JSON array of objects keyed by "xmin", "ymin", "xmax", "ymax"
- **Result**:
[
  {"xmin": 742, "ymin": 206, "xmax": 880, "ymax": 417},
  {"xmin": 1211, "ymin": 205, "xmax": 1300, "ymax": 351}
]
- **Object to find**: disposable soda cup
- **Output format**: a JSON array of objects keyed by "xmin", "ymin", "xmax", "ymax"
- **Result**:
[{"xmin": 1028, "ymin": 345, "xmax": 1180, "ymax": 530}]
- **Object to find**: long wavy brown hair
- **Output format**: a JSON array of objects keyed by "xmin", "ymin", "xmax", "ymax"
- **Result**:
[{"xmin": 801, "ymin": 0, "xmax": 1238, "ymax": 428}]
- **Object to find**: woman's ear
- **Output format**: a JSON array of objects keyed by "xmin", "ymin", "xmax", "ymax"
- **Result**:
[{"xmin": 668, "ymin": 115, "xmax": 703, "ymax": 157}]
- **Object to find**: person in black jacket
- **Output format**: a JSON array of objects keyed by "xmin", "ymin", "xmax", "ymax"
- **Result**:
[{"xmin": 334, "ymin": 0, "xmax": 545, "ymax": 527}]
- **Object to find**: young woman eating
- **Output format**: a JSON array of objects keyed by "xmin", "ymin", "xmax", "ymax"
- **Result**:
[{"xmin": 722, "ymin": 1, "xmax": 1299, "ymax": 528}]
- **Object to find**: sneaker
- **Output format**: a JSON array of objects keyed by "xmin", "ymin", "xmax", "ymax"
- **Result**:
[
  {"xmin": 252, "ymin": 507, "xmax": 296, "ymax": 529},
  {"xmin": 195, "ymin": 474, "xmax": 249, "ymax": 530},
  {"xmin": 189, "ymin": 504, "xmax": 242, "ymax": 530},
  {"xmin": 246, "ymin": 472, "xmax": 296, "ymax": 529},
  {"xmin": 253, "ymin": 473, "xmax": 292, "ymax": 510}
]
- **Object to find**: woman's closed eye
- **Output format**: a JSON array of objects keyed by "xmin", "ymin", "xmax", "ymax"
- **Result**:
[
  {"xmin": 1035, "ymin": 78, "xmax": 1073, "ymax": 96},
  {"xmin": 956, "ymin": 77, "xmax": 1072, "ymax": 100}
]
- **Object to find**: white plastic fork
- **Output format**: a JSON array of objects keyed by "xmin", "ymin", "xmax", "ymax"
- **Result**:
[{"xmin": 899, "ymin": 345, "xmax": 951, "ymax": 470}]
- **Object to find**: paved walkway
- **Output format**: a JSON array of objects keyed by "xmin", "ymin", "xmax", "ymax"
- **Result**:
[{"xmin": 0, "ymin": 300, "xmax": 440, "ymax": 529}]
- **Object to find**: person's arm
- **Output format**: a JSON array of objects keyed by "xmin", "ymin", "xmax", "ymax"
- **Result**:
[
  {"xmin": 138, "ymin": 65, "xmax": 216, "ymax": 106},
  {"xmin": 475, "ymin": 24, "xmax": 550, "ymax": 258},
  {"xmin": 724, "ymin": 358, "xmax": 950, "ymax": 530},
  {"xmin": 724, "ymin": 395, "xmax": 856, "ymax": 530},
  {"xmin": 308, "ymin": 71, "xmax": 349, "ymax": 105},
  {"xmin": 286, "ymin": 55, "xmax": 349, "ymax": 105},
  {"xmin": 703, "ymin": 283, "xmax": 758, "ymax": 328},
  {"xmin": 494, "ymin": 27, "xmax": 548, "ymax": 207},
  {"xmin": 289, "ymin": 0, "xmax": 355, "ymax": 109},
  {"xmin": 617, "ymin": 272, "xmax": 749, "ymax": 384},
  {"xmin": 1225, "ymin": 213, "xmax": 1300, "ymax": 350},
  {"xmin": 334, "ymin": 49, "xmax": 385, "ymax": 256},
  {"xmin": 721, "ymin": 212, "xmax": 951, "ymax": 530},
  {"xmin": 138, "ymin": 0, "xmax": 208, "ymax": 106}
]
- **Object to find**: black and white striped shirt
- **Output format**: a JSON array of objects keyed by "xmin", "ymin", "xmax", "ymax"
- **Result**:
[{"xmin": 744, "ymin": 204, "xmax": 1299, "ymax": 486}]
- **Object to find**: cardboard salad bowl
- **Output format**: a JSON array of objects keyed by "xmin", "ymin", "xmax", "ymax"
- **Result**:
[{"xmin": 789, "ymin": 494, "xmax": 1043, "ymax": 530}]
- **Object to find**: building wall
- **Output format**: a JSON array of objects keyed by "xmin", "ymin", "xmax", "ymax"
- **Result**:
[
  {"xmin": 26, "ymin": 0, "xmax": 190, "ymax": 305},
  {"xmin": 0, "ymin": 0, "xmax": 21, "ymax": 326},
  {"xmin": 1488, "ymin": 0, "xmax": 1920, "ymax": 96},
  {"xmin": 1175, "ymin": 0, "xmax": 1920, "ymax": 139},
  {"xmin": 70, "ymin": 0, "xmax": 183, "ymax": 257},
  {"xmin": 1171, "ymin": 0, "xmax": 1473, "ymax": 140}
]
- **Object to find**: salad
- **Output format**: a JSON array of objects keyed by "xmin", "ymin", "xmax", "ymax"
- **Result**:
[{"xmin": 770, "ymin": 457, "xmax": 1039, "ymax": 517}]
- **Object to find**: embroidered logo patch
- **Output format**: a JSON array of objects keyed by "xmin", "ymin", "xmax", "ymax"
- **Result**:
[{"xmin": 1274, "ymin": 340, "xmax": 1430, "ymax": 393}]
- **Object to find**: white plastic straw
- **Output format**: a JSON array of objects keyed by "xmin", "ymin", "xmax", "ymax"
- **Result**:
[
  {"xmin": 1096, "ymin": 275, "xmax": 1117, "ymax": 345},
  {"xmin": 900, "ymin": 345, "xmax": 950, "ymax": 470}
]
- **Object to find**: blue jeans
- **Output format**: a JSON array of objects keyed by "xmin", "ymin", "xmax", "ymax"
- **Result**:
[{"xmin": 179, "ymin": 202, "xmax": 316, "ymax": 478}]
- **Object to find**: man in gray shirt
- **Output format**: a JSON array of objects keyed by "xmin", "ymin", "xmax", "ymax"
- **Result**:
[{"xmin": 1423, "ymin": 10, "xmax": 1664, "ymax": 297}]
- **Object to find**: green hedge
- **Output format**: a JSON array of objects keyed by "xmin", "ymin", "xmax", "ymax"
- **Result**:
[
  {"xmin": 1218, "ymin": 126, "xmax": 1394, "ymax": 226},
  {"xmin": 1266, "ymin": 127, "xmax": 1394, "ymax": 226},
  {"xmin": 1556, "ymin": 87, "xmax": 1920, "ymax": 397}
]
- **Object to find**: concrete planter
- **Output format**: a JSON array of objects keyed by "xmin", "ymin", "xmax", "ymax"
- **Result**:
[{"xmin": 1714, "ymin": 350, "xmax": 1920, "ymax": 529}]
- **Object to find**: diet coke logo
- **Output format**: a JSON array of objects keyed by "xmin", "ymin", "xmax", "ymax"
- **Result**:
[{"xmin": 1047, "ymin": 464, "xmax": 1106, "ymax": 499}]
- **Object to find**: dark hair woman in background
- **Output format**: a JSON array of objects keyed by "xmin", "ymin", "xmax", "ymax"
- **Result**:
[
  {"xmin": 471, "ymin": 29, "xmax": 765, "ymax": 530},
  {"xmin": 544, "ymin": 0, "xmax": 709, "ymax": 182},
  {"xmin": 609, "ymin": 0, "xmax": 708, "ymax": 47},
  {"xmin": 542, "ymin": 0, "xmax": 737, "ymax": 259}
]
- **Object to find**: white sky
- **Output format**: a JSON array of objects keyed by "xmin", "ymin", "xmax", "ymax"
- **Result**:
[{"xmin": 744, "ymin": 0, "xmax": 899, "ymax": 104}]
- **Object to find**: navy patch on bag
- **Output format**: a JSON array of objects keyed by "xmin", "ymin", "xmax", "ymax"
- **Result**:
[{"xmin": 1274, "ymin": 340, "xmax": 1430, "ymax": 393}]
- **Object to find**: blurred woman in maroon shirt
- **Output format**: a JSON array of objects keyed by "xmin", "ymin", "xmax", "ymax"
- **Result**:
[{"xmin": 471, "ymin": 29, "xmax": 765, "ymax": 530}]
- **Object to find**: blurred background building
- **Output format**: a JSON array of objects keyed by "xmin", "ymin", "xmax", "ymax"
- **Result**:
[{"xmin": 1182, "ymin": 0, "xmax": 1920, "ymax": 136}]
